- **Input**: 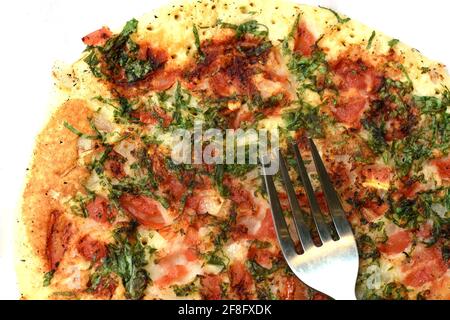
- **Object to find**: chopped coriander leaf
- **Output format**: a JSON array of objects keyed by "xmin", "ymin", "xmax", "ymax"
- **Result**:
[
  {"xmin": 84, "ymin": 50, "xmax": 103, "ymax": 78},
  {"xmin": 93, "ymin": 95, "xmax": 138, "ymax": 125},
  {"xmin": 388, "ymin": 199, "xmax": 424, "ymax": 229},
  {"xmin": 379, "ymin": 77, "xmax": 413, "ymax": 103},
  {"xmin": 414, "ymin": 93, "xmax": 450, "ymax": 152},
  {"xmin": 43, "ymin": 270, "xmax": 55, "ymax": 287},
  {"xmin": 115, "ymin": 96, "xmax": 137, "ymax": 123},
  {"xmin": 383, "ymin": 282, "xmax": 409, "ymax": 300},
  {"xmin": 172, "ymin": 280, "xmax": 198, "ymax": 297},
  {"xmin": 388, "ymin": 38, "xmax": 400, "ymax": 48},
  {"xmin": 64, "ymin": 121, "xmax": 98, "ymax": 139},
  {"xmin": 225, "ymin": 164, "xmax": 256, "ymax": 177},
  {"xmin": 357, "ymin": 235, "xmax": 380, "ymax": 259},
  {"xmin": 415, "ymin": 96, "xmax": 443, "ymax": 114},
  {"xmin": 224, "ymin": 153, "xmax": 257, "ymax": 178},
  {"xmin": 218, "ymin": 20, "xmax": 269, "ymax": 39},
  {"xmin": 203, "ymin": 105, "xmax": 227, "ymax": 129},
  {"xmin": 193, "ymin": 24, "xmax": 205, "ymax": 61},
  {"xmin": 110, "ymin": 173, "xmax": 158, "ymax": 200},
  {"xmin": 252, "ymin": 240, "xmax": 272, "ymax": 249},
  {"xmin": 443, "ymin": 189, "xmax": 450, "ymax": 211},
  {"xmin": 282, "ymin": 102, "xmax": 328, "ymax": 138},
  {"xmin": 85, "ymin": 18, "xmax": 160, "ymax": 83},
  {"xmin": 98, "ymin": 224, "xmax": 149, "ymax": 300},
  {"xmin": 246, "ymin": 259, "xmax": 282, "ymax": 282},
  {"xmin": 124, "ymin": 58, "xmax": 155, "ymax": 83},
  {"xmin": 286, "ymin": 48, "xmax": 332, "ymax": 94},
  {"xmin": 238, "ymin": 41, "xmax": 272, "ymax": 57},
  {"xmin": 367, "ymin": 31, "xmax": 376, "ymax": 49},
  {"xmin": 69, "ymin": 192, "xmax": 95, "ymax": 218},
  {"xmin": 397, "ymin": 63, "xmax": 413, "ymax": 87},
  {"xmin": 256, "ymin": 284, "xmax": 276, "ymax": 300},
  {"xmin": 214, "ymin": 164, "xmax": 229, "ymax": 197},
  {"xmin": 156, "ymin": 90, "xmax": 171, "ymax": 103},
  {"xmin": 288, "ymin": 14, "xmax": 301, "ymax": 39},
  {"xmin": 361, "ymin": 119, "xmax": 388, "ymax": 155},
  {"xmin": 417, "ymin": 191, "xmax": 450, "ymax": 246},
  {"xmin": 205, "ymin": 251, "xmax": 228, "ymax": 268},
  {"xmin": 214, "ymin": 212, "xmax": 237, "ymax": 248},
  {"xmin": 89, "ymin": 118, "xmax": 109, "ymax": 144},
  {"xmin": 141, "ymin": 134, "xmax": 162, "ymax": 146},
  {"xmin": 391, "ymin": 134, "xmax": 432, "ymax": 177},
  {"xmin": 319, "ymin": 6, "xmax": 351, "ymax": 24},
  {"xmin": 89, "ymin": 146, "xmax": 112, "ymax": 174},
  {"xmin": 171, "ymin": 82, "xmax": 193, "ymax": 128}
]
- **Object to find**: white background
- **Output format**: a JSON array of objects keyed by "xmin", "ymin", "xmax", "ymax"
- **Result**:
[{"xmin": 0, "ymin": 0, "xmax": 449, "ymax": 300}]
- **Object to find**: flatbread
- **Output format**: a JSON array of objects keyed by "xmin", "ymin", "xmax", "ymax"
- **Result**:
[{"xmin": 18, "ymin": 0, "xmax": 450, "ymax": 300}]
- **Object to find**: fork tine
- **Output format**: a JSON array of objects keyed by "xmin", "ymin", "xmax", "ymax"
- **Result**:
[
  {"xmin": 260, "ymin": 156, "xmax": 297, "ymax": 259},
  {"xmin": 278, "ymin": 151, "xmax": 315, "ymax": 251},
  {"xmin": 291, "ymin": 143, "xmax": 332, "ymax": 244},
  {"xmin": 308, "ymin": 139, "xmax": 354, "ymax": 238}
]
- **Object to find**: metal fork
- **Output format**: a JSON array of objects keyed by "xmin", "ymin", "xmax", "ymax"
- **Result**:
[{"xmin": 261, "ymin": 138, "xmax": 359, "ymax": 300}]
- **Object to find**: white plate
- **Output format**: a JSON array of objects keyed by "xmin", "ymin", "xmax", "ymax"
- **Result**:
[{"xmin": 0, "ymin": 0, "xmax": 449, "ymax": 300}]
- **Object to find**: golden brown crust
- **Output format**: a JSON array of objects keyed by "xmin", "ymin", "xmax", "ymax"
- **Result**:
[{"xmin": 21, "ymin": 100, "xmax": 93, "ymax": 268}]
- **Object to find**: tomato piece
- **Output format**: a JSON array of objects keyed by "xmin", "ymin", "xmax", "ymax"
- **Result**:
[
  {"xmin": 119, "ymin": 194, "xmax": 166, "ymax": 229},
  {"xmin": 86, "ymin": 196, "xmax": 116, "ymax": 224},
  {"xmin": 46, "ymin": 210, "xmax": 74, "ymax": 270},
  {"xmin": 362, "ymin": 201, "xmax": 389, "ymax": 222},
  {"xmin": 153, "ymin": 249, "xmax": 198, "ymax": 287},
  {"xmin": 294, "ymin": 22, "xmax": 316, "ymax": 57},
  {"xmin": 229, "ymin": 262, "xmax": 254, "ymax": 299},
  {"xmin": 184, "ymin": 194, "xmax": 202, "ymax": 212},
  {"xmin": 278, "ymin": 276, "xmax": 310, "ymax": 300},
  {"xmin": 248, "ymin": 245, "xmax": 274, "ymax": 269},
  {"xmin": 184, "ymin": 248, "xmax": 198, "ymax": 262},
  {"xmin": 333, "ymin": 95, "xmax": 367, "ymax": 127},
  {"xmin": 131, "ymin": 110, "xmax": 158, "ymax": 125},
  {"xmin": 254, "ymin": 209, "xmax": 277, "ymax": 240},
  {"xmin": 82, "ymin": 27, "xmax": 112, "ymax": 46},
  {"xmin": 77, "ymin": 236, "xmax": 107, "ymax": 262},
  {"xmin": 361, "ymin": 165, "xmax": 392, "ymax": 184},
  {"xmin": 227, "ymin": 182, "xmax": 256, "ymax": 216},
  {"xmin": 378, "ymin": 230, "xmax": 411, "ymax": 255},
  {"xmin": 403, "ymin": 181, "xmax": 424, "ymax": 199},
  {"xmin": 210, "ymin": 73, "xmax": 235, "ymax": 97},
  {"xmin": 332, "ymin": 58, "xmax": 382, "ymax": 93},
  {"xmin": 403, "ymin": 246, "xmax": 447, "ymax": 288},
  {"xmin": 433, "ymin": 157, "xmax": 450, "ymax": 180},
  {"xmin": 183, "ymin": 226, "xmax": 200, "ymax": 246},
  {"xmin": 155, "ymin": 265, "xmax": 189, "ymax": 287},
  {"xmin": 165, "ymin": 176, "xmax": 187, "ymax": 202},
  {"xmin": 200, "ymin": 275, "xmax": 223, "ymax": 300},
  {"xmin": 130, "ymin": 108, "xmax": 173, "ymax": 127},
  {"xmin": 149, "ymin": 69, "xmax": 178, "ymax": 92}
]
